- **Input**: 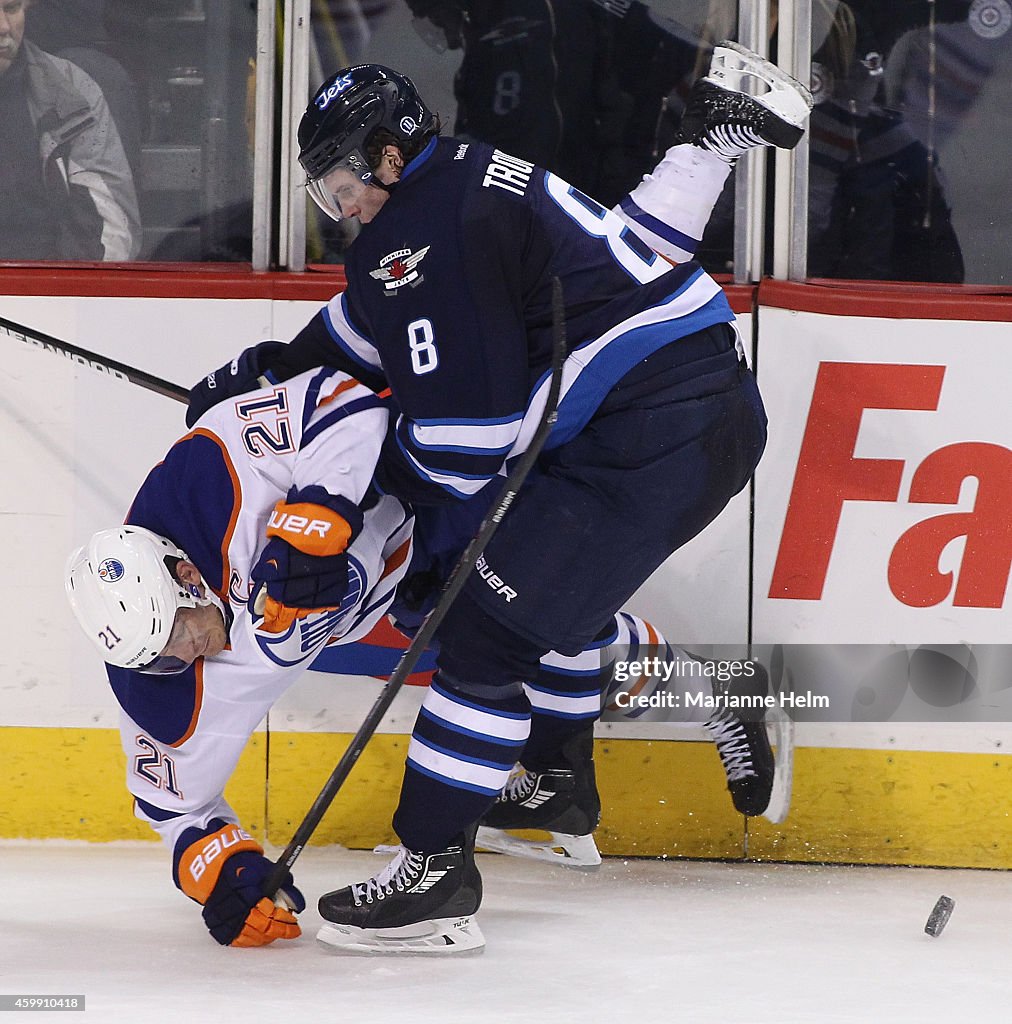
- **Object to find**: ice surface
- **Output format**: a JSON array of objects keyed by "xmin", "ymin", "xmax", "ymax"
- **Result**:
[{"xmin": 3, "ymin": 841, "xmax": 1010, "ymax": 1023}]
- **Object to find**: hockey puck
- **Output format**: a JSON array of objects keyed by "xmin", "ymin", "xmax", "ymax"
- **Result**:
[{"xmin": 924, "ymin": 895, "xmax": 955, "ymax": 937}]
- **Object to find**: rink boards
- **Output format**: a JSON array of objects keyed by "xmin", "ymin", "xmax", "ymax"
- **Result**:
[{"xmin": 1, "ymin": 281, "xmax": 1009, "ymax": 867}]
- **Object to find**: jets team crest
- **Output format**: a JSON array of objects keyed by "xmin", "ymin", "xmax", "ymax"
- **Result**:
[{"xmin": 370, "ymin": 246, "xmax": 430, "ymax": 291}]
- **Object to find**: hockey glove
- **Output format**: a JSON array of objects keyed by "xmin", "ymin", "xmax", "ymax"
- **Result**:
[
  {"xmin": 250, "ymin": 485, "xmax": 365, "ymax": 633},
  {"xmin": 175, "ymin": 821, "xmax": 306, "ymax": 947},
  {"xmin": 185, "ymin": 341, "xmax": 288, "ymax": 427}
]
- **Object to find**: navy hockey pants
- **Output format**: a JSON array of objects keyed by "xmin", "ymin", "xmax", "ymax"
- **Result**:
[{"xmin": 394, "ymin": 321, "xmax": 767, "ymax": 850}]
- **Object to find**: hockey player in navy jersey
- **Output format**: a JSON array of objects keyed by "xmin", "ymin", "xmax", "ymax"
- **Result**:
[{"xmin": 178, "ymin": 43, "xmax": 812, "ymax": 954}]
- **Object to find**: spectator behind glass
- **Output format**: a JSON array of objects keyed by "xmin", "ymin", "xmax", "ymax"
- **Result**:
[
  {"xmin": 658, "ymin": 0, "xmax": 968, "ymax": 281},
  {"xmin": 805, "ymin": 0, "xmax": 964, "ymax": 282},
  {"xmin": 0, "ymin": 0, "xmax": 140, "ymax": 261},
  {"xmin": 25, "ymin": 0, "xmax": 141, "ymax": 180},
  {"xmin": 405, "ymin": 0, "xmax": 701, "ymax": 208}
]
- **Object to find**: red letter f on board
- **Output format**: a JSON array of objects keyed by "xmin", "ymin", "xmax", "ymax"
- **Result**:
[{"xmin": 769, "ymin": 362, "xmax": 945, "ymax": 600}]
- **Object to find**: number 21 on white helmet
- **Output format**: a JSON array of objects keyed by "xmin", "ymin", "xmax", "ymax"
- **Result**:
[{"xmin": 65, "ymin": 525, "xmax": 219, "ymax": 675}]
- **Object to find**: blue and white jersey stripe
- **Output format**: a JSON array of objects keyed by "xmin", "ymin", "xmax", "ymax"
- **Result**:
[
  {"xmin": 408, "ymin": 415, "xmax": 522, "ymax": 456},
  {"xmin": 511, "ymin": 269, "xmax": 732, "ymax": 457},
  {"xmin": 383, "ymin": 270, "xmax": 730, "ymax": 497},
  {"xmin": 391, "ymin": 413, "xmax": 524, "ymax": 498},
  {"xmin": 323, "ymin": 293, "xmax": 384, "ymax": 374},
  {"xmin": 394, "ymin": 433, "xmax": 495, "ymax": 499}
]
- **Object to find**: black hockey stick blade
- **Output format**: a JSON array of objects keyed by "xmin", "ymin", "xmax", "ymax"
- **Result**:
[
  {"xmin": 0, "ymin": 314, "xmax": 188, "ymax": 404},
  {"xmin": 264, "ymin": 276, "xmax": 569, "ymax": 894}
]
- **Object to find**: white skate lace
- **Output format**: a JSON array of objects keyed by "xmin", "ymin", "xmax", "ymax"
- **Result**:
[
  {"xmin": 700, "ymin": 124, "xmax": 770, "ymax": 162},
  {"xmin": 704, "ymin": 712, "xmax": 757, "ymax": 782},
  {"xmin": 498, "ymin": 766, "xmax": 538, "ymax": 803},
  {"xmin": 351, "ymin": 846, "xmax": 425, "ymax": 906}
]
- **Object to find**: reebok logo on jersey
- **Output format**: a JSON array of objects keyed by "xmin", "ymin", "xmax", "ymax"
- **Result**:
[
  {"xmin": 454, "ymin": 144, "xmax": 469, "ymax": 160},
  {"xmin": 370, "ymin": 247, "xmax": 430, "ymax": 291},
  {"xmin": 476, "ymin": 554, "xmax": 517, "ymax": 602},
  {"xmin": 482, "ymin": 150, "xmax": 533, "ymax": 197}
]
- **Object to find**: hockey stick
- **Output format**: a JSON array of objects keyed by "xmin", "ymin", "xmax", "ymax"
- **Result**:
[
  {"xmin": 0, "ymin": 314, "xmax": 188, "ymax": 404},
  {"xmin": 263, "ymin": 276, "xmax": 569, "ymax": 895}
]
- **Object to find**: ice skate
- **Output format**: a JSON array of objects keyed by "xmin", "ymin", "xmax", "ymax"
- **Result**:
[
  {"xmin": 316, "ymin": 830, "xmax": 484, "ymax": 955},
  {"xmin": 678, "ymin": 40, "xmax": 814, "ymax": 162},
  {"xmin": 702, "ymin": 659, "xmax": 775, "ymax": 816},
  {"xmin": 477, "ymin": 732, "xmax": 602, "ymax": 870}
]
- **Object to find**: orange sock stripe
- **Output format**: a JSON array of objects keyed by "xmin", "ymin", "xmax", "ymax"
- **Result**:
[
  {"xmin": 267, "ymin": 501, "xmax": 353, "ymax": 557},
  {"xmin": 177, "ymin": 824, "xmax": 263, "ymax": 904}
]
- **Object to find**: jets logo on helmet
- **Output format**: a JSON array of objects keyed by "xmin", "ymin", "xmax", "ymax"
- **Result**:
[{"xmin": 316, "ymin": 72, "xmax": 356, "ymax": 110}]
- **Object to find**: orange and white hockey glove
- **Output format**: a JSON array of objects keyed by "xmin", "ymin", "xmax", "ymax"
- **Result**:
[
  {"xmin": 250, "ymin": 485, "xmax": 364, "ymax": 633},
  {"xmin": 175, "ymin": 820, "xmax": 305, "ymax": 947}
]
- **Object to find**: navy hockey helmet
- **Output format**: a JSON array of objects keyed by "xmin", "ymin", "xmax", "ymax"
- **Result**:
[{"xmin": 299, "ymin": 64, "xmax": 436, "ymax": 222}]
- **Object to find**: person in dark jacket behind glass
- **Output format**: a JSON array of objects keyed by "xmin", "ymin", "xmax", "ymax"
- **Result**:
[{"xmin": 0, "ymin": 0, "xmax": 140, "ymax": 260}]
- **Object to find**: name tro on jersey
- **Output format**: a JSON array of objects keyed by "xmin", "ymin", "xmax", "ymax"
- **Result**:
[{"xmin": 482, "ymin": 150, "xmax": 534, "ymax": 197}]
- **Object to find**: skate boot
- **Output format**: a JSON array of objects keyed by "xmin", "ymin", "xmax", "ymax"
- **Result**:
[
  {"xmin": 477, "ymin": 731, "xmax": 602, "ymax": 870},
  {"xmin": 702, "ymin": 660, "xmax": 775, "ymax": 816},
  {"xmin": 677, "ymin": 40, "xmax": 814, "ymax": 163},
  {"xmin": 317, "ymin": 828, "xmax": 484, "ymax": 955}
]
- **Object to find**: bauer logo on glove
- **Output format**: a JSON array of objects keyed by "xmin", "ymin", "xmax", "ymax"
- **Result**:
[{"xmin": 249, "ymin": 485, "xmax": 365, "ymax": 633}]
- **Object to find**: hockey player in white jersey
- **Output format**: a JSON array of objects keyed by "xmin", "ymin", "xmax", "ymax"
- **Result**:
[{"xmin": 66, "ymin": 367, "xmax": 416, "ymax": 947}]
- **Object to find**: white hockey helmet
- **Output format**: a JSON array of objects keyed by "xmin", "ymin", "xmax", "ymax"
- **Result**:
[{"xmin": 65, "ymin": 525, "xmax": 214, "ymax": 675}]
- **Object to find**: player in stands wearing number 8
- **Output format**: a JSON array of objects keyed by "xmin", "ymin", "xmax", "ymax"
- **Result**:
[{"xmin": 179, "ymin": 45, "xmax": 812, "ymax": 955}]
